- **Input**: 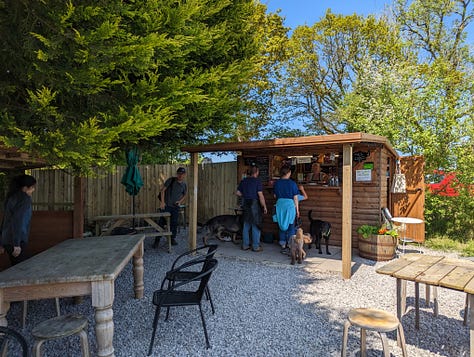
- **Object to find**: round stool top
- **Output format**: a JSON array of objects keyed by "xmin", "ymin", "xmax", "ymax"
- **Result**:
[
  {"xmin": 348, "ymin": 308, "xmax": 399, "ymax": 332},
  {"xmin": 32, "ymin": 314, "xmax": 88, "ymax": 340}
]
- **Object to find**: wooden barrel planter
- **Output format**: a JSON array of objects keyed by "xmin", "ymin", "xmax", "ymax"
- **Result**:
[{"xmin": 358, "ymin": 235, "xmax": 397, "ymax": 261}]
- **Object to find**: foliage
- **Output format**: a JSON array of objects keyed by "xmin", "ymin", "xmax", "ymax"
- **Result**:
[
  {"xmin": 0, "ymin": 0, "xmax": 283, "ymax": 173},
  {"xmin": 357, "ymin": 224, "xmax": 398, "ymax": 239},
  {"xmin": 273, "ymin": 10, "xmax": 404, "ymax": 136},
  {"xmin": 425, "ymin": 190, "xmax": 474, "ymax": 241}
]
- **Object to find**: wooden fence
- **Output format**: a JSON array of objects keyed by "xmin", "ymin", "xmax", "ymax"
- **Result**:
[{"xmin": 31, "ymin": 162, "xmax": 238, "ymax": 230}]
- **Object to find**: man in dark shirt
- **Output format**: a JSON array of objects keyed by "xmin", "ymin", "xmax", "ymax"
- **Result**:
[
  {"xmin": 236, "ymin": 165, "xmax": 267, "ymax": 252},
  {"xmin": 159, "ymin": 167, "xmax": 187, "ymax": 246}
]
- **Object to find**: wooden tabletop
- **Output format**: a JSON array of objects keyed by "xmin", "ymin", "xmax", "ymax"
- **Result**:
[
  {"xmin": 0, "ymin": 235, "xmax": 145, "ymax": 287},
  {"xmin": 376, "ymin": 253, "xmax": 474, "ymax": 293}
]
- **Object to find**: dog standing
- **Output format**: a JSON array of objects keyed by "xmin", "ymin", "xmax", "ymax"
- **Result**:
[
  {"xmin": 288, "ymin": 228, "xmax": 312, "ymax": 265},
  {"xmin": 200, "ymin": 214, "xmax": 242, "ymax": 245},
  {"xmin": 307, "ymin": 210, "xmax": 331, "ymax": 255}
]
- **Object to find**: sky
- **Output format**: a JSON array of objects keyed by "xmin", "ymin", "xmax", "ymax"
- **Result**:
[{"xmin": 264, "ymin": 0, "xmax": 392, "ymax": 28}]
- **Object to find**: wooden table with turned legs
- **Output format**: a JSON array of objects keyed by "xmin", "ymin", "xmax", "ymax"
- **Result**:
[{"xmin": 0, "ymin": 235, "xmax": 145, "ymax": 357}]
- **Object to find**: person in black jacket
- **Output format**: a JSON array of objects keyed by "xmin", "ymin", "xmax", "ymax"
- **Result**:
[
  {"xmin": 0, "ymin": 174, "xmax": 36, "ymax": 266},
  {"xmin": 236, "ymin": 165, "xmax": 267, "ymax": 252}
]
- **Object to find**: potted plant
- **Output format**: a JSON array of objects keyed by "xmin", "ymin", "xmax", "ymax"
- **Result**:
[{"xmin": 356, "ymin": 224, "xmax": 398, "ymax": 261}]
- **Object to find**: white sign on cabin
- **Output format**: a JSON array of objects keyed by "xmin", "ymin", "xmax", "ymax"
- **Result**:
[{"xmin": 356, "ymin": 169, "xmax": 372, "ymax": 182}]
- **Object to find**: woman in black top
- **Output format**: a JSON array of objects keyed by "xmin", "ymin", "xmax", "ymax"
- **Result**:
[{"xmin": 0, "ymin": 174, "xmax": 36, "ymax": 266}]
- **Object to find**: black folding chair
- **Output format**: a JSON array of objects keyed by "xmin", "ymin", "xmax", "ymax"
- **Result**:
[
  {"xmin": 0, "ymin": 326, "xmax": 29, "ymax": 357},
  {"xmin": 148, "ymin": 259, "xmax": 218, "ymax": 355},
  {"xmin": 165, "ymin": 244, "xmax": 218, "ymax": 313}
]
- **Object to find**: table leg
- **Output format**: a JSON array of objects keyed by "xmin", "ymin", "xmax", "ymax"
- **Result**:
[
  {"xmin": 92, "ymin": 280, "xmax": 115, "ymax": 357},
  {"xmin": 396, "ymin": 278, "xmax": 404, "ymax": 347},
  {"xmin": 133, "ymin": 241, "xmax": 144, "ymax": 299},
  {"xmin": 415, "ymin": 282, "xmax": 420, "ymax": 329},
  {"xmin": 401, "ymin": 279, "xmax": 407, "ymax": 314},
  {"xmin": 0, "ymin": 292, "xmax": 10, "ymax": 357},
  {"xmin": 0, "ymin": 291, "xmax": 9, "ymax": 327},
  {"xmin": 469, "ymin": 294, "xmax": 474, "ymax": 357}
]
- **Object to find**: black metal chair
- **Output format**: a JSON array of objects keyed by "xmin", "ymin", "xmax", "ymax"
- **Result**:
[
  {"xmin": 165, "ymin": 244, "xmax": 218, "ymax": 313},
  {"xmin": 0, "ymin": 326, "xmax": 29, "ymax": 357},
  {"xmin": 148, "ymin": 258, "xmax": 218, "ymax": 355}
]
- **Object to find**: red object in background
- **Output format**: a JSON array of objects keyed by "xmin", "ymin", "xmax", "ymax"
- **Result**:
[{"xmin": 426, "ymin": 170, "xmax": 459, "ymax": 196}]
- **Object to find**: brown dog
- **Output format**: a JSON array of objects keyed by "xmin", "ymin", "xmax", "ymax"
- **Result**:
[{"xmin": 288, "ymin": 228, "xmax": 312, "ymax": 265}]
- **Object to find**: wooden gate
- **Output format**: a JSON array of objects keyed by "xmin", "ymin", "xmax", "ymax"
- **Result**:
[{"xmin": 392, "ymin": 156, "xmax": 425, "ymax": 243}]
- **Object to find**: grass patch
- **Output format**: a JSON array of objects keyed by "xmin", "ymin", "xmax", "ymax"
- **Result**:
[{"xmin": 424, "ymin": 236, "xmax": 474, "ymax": 257}]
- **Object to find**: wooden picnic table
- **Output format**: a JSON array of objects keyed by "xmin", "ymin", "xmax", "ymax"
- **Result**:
[
  {"xmin": 0, "ymin": 234, "xmax": 145, "ymax": 357},
  {"xmin": 93, "ymin": 212, "xmax": 173, "ymax": 252},
  {"xmin": 377, "ymin": 253, "xmax": 474, "ymax": 356}
]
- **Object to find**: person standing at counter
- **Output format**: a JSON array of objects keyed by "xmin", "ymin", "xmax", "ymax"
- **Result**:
[
  {"xmin": 0, "ymin": 174, "xmax": 36, "ymax": 266},
  {"xmin": 273, "ymin": 165, "xmax": 299, "ymax": 254},
  {"xmin": 236, "ymin": 165, "xmax": 267, "ymax": 252}
]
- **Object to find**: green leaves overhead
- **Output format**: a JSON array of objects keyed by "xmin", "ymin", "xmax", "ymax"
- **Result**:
[{"xmin": 0, "ymin": 0, "xmax": 270, "ymax": 173}]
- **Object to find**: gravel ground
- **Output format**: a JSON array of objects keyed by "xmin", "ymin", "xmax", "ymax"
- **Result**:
[{"xmin": 6, "ymin": 233, "xmax": 471, "ymax": 357}]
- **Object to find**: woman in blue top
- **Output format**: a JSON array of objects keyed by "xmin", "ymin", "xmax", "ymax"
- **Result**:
[
  {"xmin": 273, "ymin": 165, "xmax": 299, "ymax": 254},
  {"xmin": 0, "ymin": 174, "xmax": 36, "ymax": 266}
]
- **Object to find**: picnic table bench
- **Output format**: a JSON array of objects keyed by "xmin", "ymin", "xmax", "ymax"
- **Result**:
[{"xmin": 93, "ymin": 212, "xmax": 173, "ymax": 252}]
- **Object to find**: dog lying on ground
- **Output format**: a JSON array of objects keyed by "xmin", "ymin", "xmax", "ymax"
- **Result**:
[
  {"xmin": 288, "ymin": 228, "xmax": 312, "ymax": 265},
  {"xmin": 200, "ymin": 214, "xmax": 242, "ymax": 245},
  {"xmin": 307, "ymin": 210, "xmax": 331, "ymax": 255}
]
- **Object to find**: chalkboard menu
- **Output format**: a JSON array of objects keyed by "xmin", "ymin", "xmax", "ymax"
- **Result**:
[{"xmin": 255, "ymin": 156, "xmax": 269, "ymax": 183}]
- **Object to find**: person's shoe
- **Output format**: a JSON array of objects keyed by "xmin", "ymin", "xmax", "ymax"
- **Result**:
[
  {"xmin": 152, "ymin": 237, "xmax": 160, "ymax": 249},
  {"xmin": 241, "ymin": 246, "xmax": 250, "ymax": 251},
  {"xmin": 280, "ymin": 247, "xmax": 289, "ymax": 255},
  {"xmin": 252, "ymin": 246, "xmax": 263, "ymax": 252},
  {"xmin": 171, "ymin": 238, "xmax": 178, "ymax": 246}
]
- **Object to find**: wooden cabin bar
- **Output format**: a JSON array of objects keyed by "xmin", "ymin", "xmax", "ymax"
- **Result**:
[
  {"xmin": 237, "ymin": 141, "xmax": 393, "ymax": 248},
  {"xmin": 183, "ymin": 132, "xmax": 425, "ymax": 279}
]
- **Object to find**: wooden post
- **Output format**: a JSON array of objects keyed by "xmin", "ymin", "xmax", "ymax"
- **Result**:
[
  {"xmin": 189, "ymin": 152, "xmax": 199, "ymax": 251},
  {"xmin": 342, "ymin": 144, "xmax": 353, "ymax": 279},
  {"xmin": 73, "ymin": 176, "xmax": 85, "ymax": 239}
]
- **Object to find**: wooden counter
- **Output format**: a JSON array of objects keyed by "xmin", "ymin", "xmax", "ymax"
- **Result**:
[{"xmin": 261, "ymin": 185, "xmax": 342, "ymax": 245}]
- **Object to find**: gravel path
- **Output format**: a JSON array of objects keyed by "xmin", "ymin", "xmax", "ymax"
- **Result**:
[{"xmin": 6, "ymin": 235, "xmax": 470, "ymax": 357}]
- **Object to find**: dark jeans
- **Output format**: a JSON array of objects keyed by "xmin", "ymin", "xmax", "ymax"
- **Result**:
[
  {"xmin": 4, "ymin": 241, "xmax": 29, "ymax": 266},
  {"xmin": 164, "ymin": 205, "xmax": 179, "ymax": 239}
]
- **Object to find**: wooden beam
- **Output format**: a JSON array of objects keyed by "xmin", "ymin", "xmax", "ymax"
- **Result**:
[
  {"xmin": 73, "ymin": 176, "xmax": 85, "ymax": 239},
  {"xmin": 342, "ymin": 144, "xmax": 353, "ymax": 279},
  {"xmin": 189, "ymin": 152, "xmax": 199, "ymax": 251},
  {"xmin": 182, "ymin": 132, "xmax": 398, "ymax": 158}
]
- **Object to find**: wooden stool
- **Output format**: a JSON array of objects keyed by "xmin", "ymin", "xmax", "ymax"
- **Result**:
[
  {"xmin": 341, "ymin": 308, "xmax": 407, "ymax": 357},
  {"xmin": 32, "ymin": 314, "xmax": 89, "ymax": 357}
]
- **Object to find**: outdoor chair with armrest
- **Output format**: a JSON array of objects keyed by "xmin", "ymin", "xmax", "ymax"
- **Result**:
[
  {"xmin": 165, "ymin": 244, "xmax": 218, "ymax": 313},
  {"xmin": 147, "ymin": 258, "xmax": 219, "ymax": 355}
]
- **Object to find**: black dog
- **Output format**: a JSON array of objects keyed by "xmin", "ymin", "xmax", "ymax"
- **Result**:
[
  {"xmin": 200, "ymin": 214, "xmax": 242, "ymax": 245},
  {"xmin": 307, "ymin": 210, "xmax": 331, "ymax": 255}
]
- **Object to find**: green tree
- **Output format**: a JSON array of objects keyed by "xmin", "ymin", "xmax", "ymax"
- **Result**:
[
  {"xmin": 272, "ymin": 11, "xmax": 403, "ymax": 136},
  {"xmin": 0, "ymin": 0, "xmax": 278, "ymax": 172}
]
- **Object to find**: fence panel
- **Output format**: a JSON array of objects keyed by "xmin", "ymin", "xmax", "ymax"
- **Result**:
[{"xmin": 31, "ymin": 162, "xmax": 238, "ymax": 229}]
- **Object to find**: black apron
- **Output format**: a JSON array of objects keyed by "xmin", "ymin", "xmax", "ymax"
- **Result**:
[{"xmin": 242, "ymin": 199, "xmax": 262, "ymax": 227}]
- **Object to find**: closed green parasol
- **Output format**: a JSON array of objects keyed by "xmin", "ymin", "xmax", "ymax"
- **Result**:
[{"xmin": 121, "ymin": 147, "xmax": 144, "ymax": 220}]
